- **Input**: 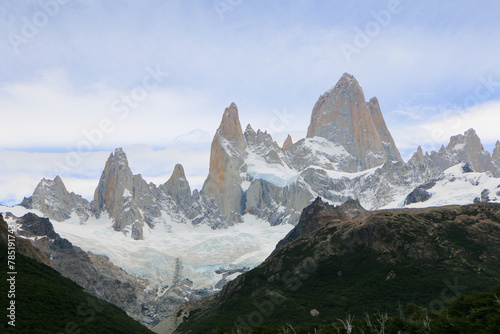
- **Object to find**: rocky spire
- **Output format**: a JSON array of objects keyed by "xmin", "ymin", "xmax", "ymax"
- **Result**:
[
  {"xmin": 201, "ymin": 103, "xmax": 246, "ymax": 223},
  {"xmin": 306, "ymin": 73, "xmax": 401, "ymax": 170},
  {"xmin": 367, "ymin": 96, "xmax": 402, "ymax": 162},
  {"xmin": 162, "ymin": 164, "xmax": 193, "ymax": 212},
  {"xmin": 282, "ymin": 134, "xmax": 293, "ymax": 150},
  {"xmin": 218, "ymin": 102, "xmax": 245, "ymax": 148},
  {"xmin": 92, "ymin": 148, "xmax": 134, "ymax": 219},
  {"xmin": 91, "ymin": 148, "xmax": 145, "ymax": 235},
  {"xmin": 408, "ymin": 146, "xmax": 427, "ymax": 165},
  {"xmin": 490, "ymin": 140, "xmax": 500, "ymax": 177},
  {"xmin": 493, "ymin": 140, "xmax": 500, "ymax": 163}
]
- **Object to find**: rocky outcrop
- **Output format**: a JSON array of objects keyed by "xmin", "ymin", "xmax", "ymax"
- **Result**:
[
  {"xmin": 404, "ymin": 180, "xmax": 436, "ymax": 205},
  {"xmin": 306, "ymin": 73, "xmax": 402, "ymax": 171},
  {"xmin": 0, "ymin": 213, "xmax": 51, "ymax": 266},
  {"xmin": 276, "ymin": 196, "xmax": 366, "ymax": 248},
  {"xmin": 201, "ymin": 103, "xmax": 246, "ymax": 224},
  {"xmin": 20, "ymin": 176, "xmax": 90, "ymax": 222}
]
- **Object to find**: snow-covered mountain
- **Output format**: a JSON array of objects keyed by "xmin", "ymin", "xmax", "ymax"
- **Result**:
[
  {"xmin": 11, "ymin": 73, "xmax": 500, "ymax": 288},
  {"xmin": 19, "ymin": 73, "xmax": 500, "ymax": 233},
  {"xmin": 4, "ymin": 72, "xmax": 500, "ymax": 329}
]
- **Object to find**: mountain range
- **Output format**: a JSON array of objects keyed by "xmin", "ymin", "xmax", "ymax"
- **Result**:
[{"xmin": 18, "ymin": 73, "xmax": 500, "ymax": 240}]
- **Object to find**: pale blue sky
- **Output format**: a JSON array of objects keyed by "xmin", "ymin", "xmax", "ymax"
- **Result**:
[{"xmin": 1, "ymin": 0, "xmax": 500, "ymax": 205}]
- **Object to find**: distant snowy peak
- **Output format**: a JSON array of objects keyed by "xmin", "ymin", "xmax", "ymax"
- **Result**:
[
  {"xmin": 413, "ymin": 129, "xmax": 500, "ymax": 177},
  {"xmin": 20, "ymin": 175, "xmax": 90, "ymax": 223},
  {"xmin": 306, "ymin": 72, "xmax": 402, "ymax": 171},
  {"xmin": 403, "ymin": 163, "xmax": 500, "ymax": 208}
]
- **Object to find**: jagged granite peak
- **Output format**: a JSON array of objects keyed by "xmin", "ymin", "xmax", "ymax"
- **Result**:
[
  {"xmin": 201, "ymin": 103, "xmax": 247, "ymax": 223},
  {"xmin": 276, "ymin": 196, "xmax": 366, "ymax": 249},
  {"xmin": 92, "ymin": 148, "xmax": 134, "ymax": 218},
  {"xmin": 20, "ymin": 175, "xmax": 90, "ymax": 222},
  {"xmin": 491, "ymin": 140, "xmax": 500, "ymax": 175},
  {"xmin": 367, "ymin": 96, "xmax": 402, "ymax": 162},
  {"xmin": 409, "ymin": 146, "xmax": 427, "ymax": 165},
  {"xmin": 243, "ymin": 124, "xmax": 256, "ymax": 142},
  {"xmin": 429, "ymin": 128, "xmax": 495, "ymax": 174},
  {"xmin": 282, "ymin": 134, "xmax": 293, "ymax": 150},
  {"xmin": 90, "ymin": 151, "xmax": 160, "ymax": 232},
  {"xmin": 218, "ymin": 102, "xmax": 245, "ymax": 146},
  {"xmin": 167, "ymin": 163, "xmax": 187, "ymax": 185},
  {"xmin": 306, "ymin": 73, "xmax": 400, "ymax": 170},
  {"xmin": 160, "ymin": 163, "xmax": 194, "ymax": 214}
]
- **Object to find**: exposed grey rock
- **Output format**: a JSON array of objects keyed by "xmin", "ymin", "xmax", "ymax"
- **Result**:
[
  {"xmin": 276, "ymin": 196, "xmax": 366, "ymax": 249},
  {"xmin": 21, "ymin": 176, "xmax": 90, "ymax": 222},
  {"xmin": 305, "ymin": 73, "xmax": 402, "ymax": 171},
  {"xmin": 481, "ymin": 189, "xmax": 491, "ymax": 203},
  {"xmin": 404, "ymin": 187, "xmax": 432, "ymax": 205},
  {"xmin": 429, "ymin": 129, "xmax": 498, "ymax": 175},
  {"xmin": 404, "ymin": 180, "xmax": 436, "ymax": 205},
  {"xmin": 282, "ymin": 134, "xmax": 293, "ymax": 150},
  {"xmin": 131, "ymin": 221, "xmax": 144, "ymax": 240}
]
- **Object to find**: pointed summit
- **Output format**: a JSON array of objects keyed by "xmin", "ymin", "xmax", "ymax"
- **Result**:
[
  {"xmin": 493, "ymin": 140, "xmax": 500, "ymax": 161},
  {"xmin": 282, "ymin": 134, "xmax": 293, "ymax": 150},
  {"xmin": 218, "ymin": 102, "xmax": 244, "ymax": 144},
  {"xmin": 21, "ymin": 176, "xmax": 90, "ymax": 222},
  {"xmin": 409, "ymin": 145, "xmax": 427, "ymax": 165},
  {"xmin": 201, "ymin": 103, "xmax": 247, "ymax": 223},
  {"xmin": 167, "ymin": 163, "xmax": 187, "ymax": 184},
  {"xmin": 306, "ymin": 73, "xmax": 402, "ymax": 170},
  {"xmin": 92, "ymin": 148, "xmax": 135, "ymax": 223}
]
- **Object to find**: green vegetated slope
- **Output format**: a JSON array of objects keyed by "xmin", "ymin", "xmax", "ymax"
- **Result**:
[
  {"xmin": 172, "ymin": 202, "xmax": 500, "ymax": 333},
  {"xmin": 0, "ymin": 241, "xmax": 153, "ymax": 333}
]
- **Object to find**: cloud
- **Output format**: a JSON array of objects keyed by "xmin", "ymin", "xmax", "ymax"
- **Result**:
[{"xmin": 389, "ymin": 100, "xmax": 500, "ymax": 161}]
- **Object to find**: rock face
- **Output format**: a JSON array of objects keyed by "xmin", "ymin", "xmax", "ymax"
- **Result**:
[
  {"xmin": 429, "ymin": 129, "xmax": 496, "ymax": 174},
  {"xmin": 161, "ymin": 164, "xmax": 193, "ymax": 213},
  {"xmin": 492, "ymin": 141, "xmax": 500, "ymax": 175},
  {"xmin": 92, "ymin": 148, "xmax": 142, "ymax": 231},
  {"xmin": 306, "ymin": 73, "xmax": 402, "ymax": 171},
  {"xmin": 276, "ymin": 197, "xmax": 366, "ymax": 249},
  {"xmin": 404, "ymin": 180, "xmax": 435, "ymax": 205},
  {"xmin": 282, "ymin": 134, "xmax": 293, "ymax": 150},
  {"xmin": 201, "ymin": 103, "xmax": 246, "ymax": 223},
  {"xmin": 0, "ymin": 213, "xmax": 51, "ymax": 266},
  {"xmin": 20, "ymin": 176, "xmax": 90, "ymax": 222}
]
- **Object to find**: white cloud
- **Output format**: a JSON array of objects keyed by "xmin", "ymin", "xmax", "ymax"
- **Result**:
[{"xmin": 389, "ymin": 100, "xmax": 500, "ymax": 161}]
